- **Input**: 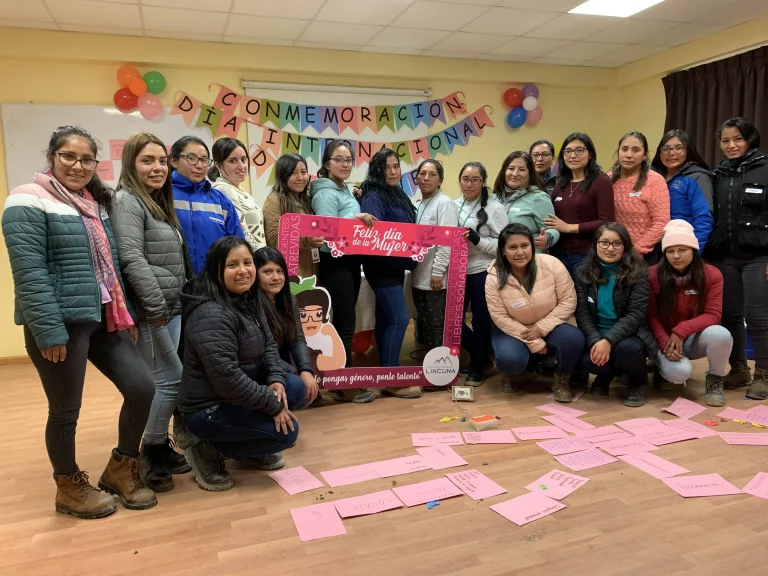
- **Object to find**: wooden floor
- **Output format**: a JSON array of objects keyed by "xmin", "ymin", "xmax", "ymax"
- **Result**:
[{"xmin": 1, "ymin": 348, "xmax": 767, "ymax": 576}]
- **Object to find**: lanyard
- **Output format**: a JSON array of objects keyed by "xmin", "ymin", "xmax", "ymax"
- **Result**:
[
  {"xmin": 416, "ymin": 196, "xmax": 435, "ymax": 222},
  {"xmin": 458, "ymin": 198, "xmax": 479, "ymax": 228}
]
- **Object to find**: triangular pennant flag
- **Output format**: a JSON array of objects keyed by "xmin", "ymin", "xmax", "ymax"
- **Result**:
[
  {"xmin": 196, "ymin": 105, "xmax": 223, "ymax": 136},
  {"xmin": 262, "ymin": 99, "xmax": 282, "ymax": 128},
  {"xmin": 393, "ymin": 141, "xmax": 413, "ymax": 165},
  {"xmin": 410, "ymin": 102, "xmax": 429, "ymax": 128},
  {"xmin": 471, "ymin": 107, "xmax": 495, "ymax": 136},
  {"xmin": 240, "ymin": 96, "xmax": 261, "ymax": 124},
  {"xmin": 442, "ymin": 91, "xmax": 468, "ymax": 120},
  {"xmin": 260, "ymin": 127, "xmax": 282, "ymax": 160},
  {"xmin": 409, "ymin": 137, "xmax": 430, "ymax": 164},
  {"xmin": 458, "ymin": 116, "xmax": 479, "ymax": 143},
  {"xmin": 319, "ymin": 106, "xmax": 339, "ymax": 133},
  {"xmin": 281, "ymin": 103, "xmax": 302, "ymax": 132},
  {"xmin": 213, "ymin": 86, "xmax": 241, "ymax": 114},
  {"xmin": 358, "ymin": 106, "xmax": 377, "ymax": 134},
  {"xmin": 281, "ymin": 132, "xmax": 302, "ymax": 156},
  {"xmin": 339, "ymin": 106, "xmax": 359, "ymax": 134},
  {"xmin": 216, "ymin": 110, "xmax": 245, "ymax": 138},
  {"xmin": 427, "ymin": 132, "xmax": 449, "ymax": 158},
  {"xmin": 302, "ymin": 105, "xmax": 320, "ymax": 132},
  {"xmin": 400, "ymin": 169, "xmax": 419, "ymax": 196},
  {"xmin": 301, "ymin": 135, "xmax": 321, "ymax": 165},
  {"xmin": 376, "ymin": 106, "xmax": 395, "ymax": 132},
  {"xmin": 427, "ymin": 99, "xmax": 446, "ymax": 126},
  {"xmin": 251, "ymin": 146, "xmax": 276, "ymax": 179},
  {"xmin": 394, "ymin": 105, "xmax": 414, "ymax": 130},
  {"xmin": 357, "ymin": 141, "xmax": 374, "ymax": 166},
  {"xmin": 171, "ymin": 92, "xmax": 201, "ymax": 125}
]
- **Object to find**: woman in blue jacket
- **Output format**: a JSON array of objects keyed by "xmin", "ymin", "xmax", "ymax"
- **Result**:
[
  {"xmin": 170, "ymin": 136, "xmax": 244, "ymax": 275},
  {"xmin": 651, "ymin": 130, "xmax": 713, "ymax": 253}
]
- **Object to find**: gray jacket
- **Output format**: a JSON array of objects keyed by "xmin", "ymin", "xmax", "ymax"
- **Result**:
[{"xmin": 109, "ymin": 188, "xmax": 187, "ymax": 322}]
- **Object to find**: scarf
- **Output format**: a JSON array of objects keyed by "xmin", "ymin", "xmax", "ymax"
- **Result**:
[
  {"xmin": 43, "ymin": 173, "xmax": 134, "ymax": 332},
  {"xmin": 673, "ymin": 269, "xmax": 692, "ymax": 287},
  {"xmin": 502, "ymin": 184, "xmax": 542, "ymax": 206}
]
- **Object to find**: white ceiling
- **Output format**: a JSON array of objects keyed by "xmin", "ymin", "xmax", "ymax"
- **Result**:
[{"xmin": 1, "ymin": 0, "xmax": 767, "ymax": 67}]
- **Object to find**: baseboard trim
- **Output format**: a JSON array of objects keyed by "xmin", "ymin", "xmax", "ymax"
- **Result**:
[{"xmin": 0, "ymin": 356, "xmax": 31, "ymax": 366}]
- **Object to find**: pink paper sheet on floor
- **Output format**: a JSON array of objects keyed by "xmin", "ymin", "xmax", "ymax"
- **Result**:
[
  {"xmin": 663, "ymin": 418, "xmax": 719, "ymax": 438},
  {"xmin": 575, "ymin": 425, "xmax": 634, "ymax": 444},
  {"xmin": 445, "ymin": 469, "xmax": 507, "ymax": 500},
  {"xmin": 490, "ymin": 492, "xmax": 566, "ymax": 526},
  {"xmin": 370, "ymin": 455, "xmax": 430, "ymax": 478},
  {"xmin": 641, "ymin": 427, "xmax": 698, "ymax": 446},
  {"xmin": 742, "ymin": 472, "xmax": 768, "ymax": 500},
  {"xmin": 392, "ymin": 477, "xmax": 464, "ymax": 507},
  {"xmin": 512, "ymin": 426, "xmax": 568, "ymax": 441},
  {"xmin": 618, "ymin": 452, "xmax": 690, "ymax": 479},
  {"xmin": 411, "ymin": 432, "xmax": 464, "ymax": 446},
  {"xmin": 663, "ymin": 397, "xmax": 708, "ymax": 419},
  {"xmin": 290, "ymin": 502, "xmax": 347, "ymax": 541},
  {"xmin": 594, "ymin": 437, "xmax": 659, "ymax": 456},
  {"xmin": 719, "ymin": 432, "xmax": 768, "ymax": 446},
  {"xmin": 541, "ymin": 414, "xmax": 596, "ymax": 433},
  {"xmin": 415, "ymin": 445, "xmax": 468, "ymax": 470},
  {"xmin": 745, "ymin": 409, "xmax": 768, "ymax": 427},
  {"xmin": 320, "ymin": 463, "xmax": 380, "ymax": 488},
  {"xmin": 716, "ymin": 407, "xmax": 749, "ymax": 420},
  {"xmin": 536, "ymin": 436, "xmax": 593, "ymax": 456},
  {"xmin": 662, "ymin": 473, "xmax": 742, "ymax": 497},
  {"xmin": 614, "ymin": 417, "xmax": 671, "ymax": 435},
  {"xmin": 462, "ymin": 430, "xmax": 517, "ymax": 444},
  {"xmin": 332, "ymin": 490, "xmax": 404, "ymax": 518},
  {"xmin": 268, "ymin": 466, "xmax": 324, "ymax": 495},
  {"xmin": 554, "ymin": 449, "xmax": 618, "ymax": 472},
  {"xmin": 536, "ymin": 402, "xmax": 587, "ymax": 418},
  {"xmin": 524, "ymin": 469, "xmax": 589, "ymax": 500}
]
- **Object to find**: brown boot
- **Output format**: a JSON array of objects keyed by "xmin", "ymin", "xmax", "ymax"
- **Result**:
[
  {"xmin": 501, "ymin": 372, "xmax": 536, "ymax": 393},
  {"xmin": 381, "ymin": 386, "xmax": 422, "ymax": 398},
  {"xmin": 724, "ymin": 362, "xmax": 752, "ymax": 390},
  {"xmin": 746, "ymin": 369, "xmax": 768, "ymax": 400},
  {"xmin": 54, "ymin": 471, "xmax": 117, "ymax": 519},
  {"xmin": 552, "ymin": 373, "xmax": 573, "ymax": 403},
  {"xmin": 98, "ymin": 449, "xmax": 157, "ymax": 510}
]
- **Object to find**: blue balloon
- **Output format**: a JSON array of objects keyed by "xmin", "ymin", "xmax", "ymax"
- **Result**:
[{"xmin": 506, "ymin": 107, "xmax": 526, "ymax": 129}]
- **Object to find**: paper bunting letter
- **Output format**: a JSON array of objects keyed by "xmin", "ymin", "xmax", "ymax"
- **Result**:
[
  {"xmin": 196, "ymin": 105, "xmax": 222, "ymax": 136},
  {"xmin": 428, "ymin": 133, "xmax": 449, "ymax": 158},
  {"xmin": 443, "ymin": 92, "xmax": 467, "ymax": 119},
  {"xmin": 240, "ymin": 97, "xmax": 261, "ymax": 123},
  {"xmin": 471, "ymin": 107, "xmax": 494, "ymax": 136},
  {"xmin": 339, "ymin": 106, "xmax": 359, "ymax": 134},
  {"xmin": 443, "ymin": 127, "xmax": 463, "ymax": 152},
  {"xmin": 410, "ymin": 102, "xmax": 428, "ymax": 128},
  {"xmin": 409, "ymin": 137, "xmax": 430, "ymax": 164},
  {"xmin": 216, "ymin": 110, "xmax": 245, "ymax": 138},
  {"xmin": 260, "ymin": 127, "xmax": 282, "ymax": 160},
  {"xmin": 358, "ymin": 106, "xmax": 377, "ymax": 133},
  {"xmin": 213, "ymin": 86, "xmax": 242, "ymax": 114},
  {"xmin": 282, "ymin": 132, "xmax": 302, "ymax": 156},
  {"xmin": 428, "ymin": 100, "xmax": 446, "ymax": 126},
  {"xmin": 394, "ymin": 105, "xmax": 414, "ymax": 130},
  {"xmin": 376, "ymin": 106, "xmax": 395, "ymax": 132},
  {"xmin": 282, "ymin": 103, "xmax": 301, "ymax": 132},
  {"xmin": 251, "ymin": 147, "xmax": 276, "ymax": 179},
  {"xmin": 171, "ymin": 92, "xmax": 201, "ymax": 125},
  {"xmin": 320, "ymin": 107, "xmax": 339, "ymax": 133},
  {"xmin": 263, "ymin": 99, "xmax": 282, "ymax": 127},
  {"xmin": 301, "ymin": 136, "xmax": 321, "ymax": 164},
  {"xmin": 393, "ymin": 141, "xmax": 413, "ymax": 165},
  {"xmin": 357, "ymin": 141, "xmax": 373, "ymax": 166}
]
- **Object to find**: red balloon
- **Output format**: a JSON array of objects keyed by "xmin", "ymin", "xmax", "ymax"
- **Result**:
[
  {"xmin": 503, "ymin": 88, "xmax": 524, "ymax": 109},
  {"xmin": 113, "ymin": 87, "xmax": 138, "ymax": 113},
  {"xmin": 352, "ymin": 330, "xmax": 374, "ymax": 355}
]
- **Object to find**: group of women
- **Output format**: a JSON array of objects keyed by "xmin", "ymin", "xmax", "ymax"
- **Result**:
[{"xmin": 3, "ymin": 116, "xmax": 767, "ymax": 521}]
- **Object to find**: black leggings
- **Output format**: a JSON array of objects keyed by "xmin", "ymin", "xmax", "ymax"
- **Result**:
[
  {"xmin": 25, "ymin": 320, "xmax": 155, "ymax": 476},
  {"xmin": 319, "ymin": 252, "xmax": 362, "ymax": 367}
]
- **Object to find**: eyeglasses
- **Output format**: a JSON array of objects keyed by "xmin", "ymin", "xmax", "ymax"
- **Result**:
[
  {"xmin": 531, "ymin": 152, "xmax": 553, "ymax": 160},
  {"xmin": 597, "ymin": 240, "xmax": 624, "ymax": 250},
  {"xmin": 563, "ymin": 147, "xmax": 587, "ymax": 157},
  {"xmin": 181, "ymin": 154, "xmax": 212, "ymax": 167},
  {"xmin": 331, "ymin": 157, "xmax": 354, "ymax": 166},
  {"xmin": 660, "ymin": 145, "xmax": 686, "ymax": 154},
  {"xmin": 56, "ymin": 152, "xmax": 98, "ymax": 171},
  {"xmin": 460, "ymin": 177, "xmax": 482, "ymax": 185},
  {"xmin": 300, "ymin": 309, "xmax": 324, "ymax": 323}
]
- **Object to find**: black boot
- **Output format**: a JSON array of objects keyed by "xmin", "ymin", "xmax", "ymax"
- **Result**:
[
  {"xmin": 624, "ymin": 385, "xmax": 646, "ymax": 407},
  {"xmin": 590, "ymin": 373, "xmax": 613, "ymax": 396},
  {"xmin": 139, "ymin": 442, "xmax": 174, "ymax": 493},
  {"xmin": 157, "ymin": 438, "xmax": 191, "ymax": 475}
]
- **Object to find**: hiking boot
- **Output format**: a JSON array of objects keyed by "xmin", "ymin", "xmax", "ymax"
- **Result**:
[
  {"xmin": 624, "ymin": 386, "xmax": 646, "ymax": 407},
  {"xmin": 500, "ymin": 371, "xmax": 536, "ymax": 393},
  {"xmin": 98, "ymin": 449, "xmax": 157, "ymax": 510},
  {"xmin": 173, "ymin": 414, "xmax": 197, "ymax": 450},
  {"xmin": 333, "ymin": 388, "xmax": 376, "ymax": 403},
  {"xmin": 465, "ymin": 370, "xmax": 485, "ymax": 387},
  {"xmin": 240, "ymin": 452, "xmax": 286, "ymax": 471},
  {"xmin": 54, "ymin": 471, "xmax": 117, "ymax": 519},
  {"xmin": 381, "ymin": 386, "xmax": 423, "ymax": 399},
  {"xmin": 590, "ymin": 373, "xmax": 613, "ymax": 396},
  {"xmin": 705, "ymin": 374, "xmax": 726, "ymax": 407},
  {"xmin": 724, "ymin": 362, "xmax": 752, "ymax": 390},
  {"xmin": 138, "ymin": 443, "xmax": 173, "ymax": 493},
  {"xmin": 746, "ymin": 369, "xmax": 768, "ymax": 400},
  {"xmin": 460, "ymin": 360, "xmax": 493, "ymax": 378},
  {"xmin": 552, "ymin": 373, "xmax": 573, "ymax": 403},
  {"xmin": 185, "ymin": 441, "xmax": 233, "ymax": 492}
]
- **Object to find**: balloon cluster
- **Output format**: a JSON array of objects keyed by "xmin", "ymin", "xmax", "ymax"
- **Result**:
[
  {"xmin": 503, "ymin": 83, "xmax": 543, "ymax": 129},
  {"xmin": 113, "ymin": 65, "xmax": 167, "ymax": 120}
]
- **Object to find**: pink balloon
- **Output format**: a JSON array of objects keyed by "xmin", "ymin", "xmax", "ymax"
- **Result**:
[
  {"xmin": 526, "ymin": 106, "xmax": 543, "ymax": 127},
  {"xmin": 138, "ymin": 93, "xmax": 163, "ymax": 119}
]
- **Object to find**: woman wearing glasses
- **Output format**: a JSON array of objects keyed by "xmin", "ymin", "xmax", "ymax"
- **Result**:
[
  {"xmin": 170, "ymin": 136, "xmax": 244, "ymax": 276},
  {"xmin": 455, "ymin": 162, "xmax": 508, "ymax": 386},
  {"xmin": 544, "ymin": 133, "xmax": 615, "ymax": 278},
  {"xmin": 650, "ymin": 130, "xmax": 714, "ymax": 253},
  {"xmin": 529, "ymin": 140, "xmax": 557, "ymax": 193},
  {"xmin": 2, "ymin": 126, "xmax": 156, "ymax": 518},
  {"xmin": 209, "ymin": 137, "xmax": 266, "ymax": 251},
  {"xmin": 574, "ymin": 223, "xmax": 655, "ymax": 407},
  {"xmin": 310, "ymin": 140, "xmax": 377, "ymax": 403}
]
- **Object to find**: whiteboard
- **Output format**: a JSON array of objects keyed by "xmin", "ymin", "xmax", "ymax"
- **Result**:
[
  {"xmin": 244, "ymin": 86, "xmax": 430, "ymax": 207},
  {"xmin": 1, "ymin": 103, "xmax": 213, "ymax": 194}
]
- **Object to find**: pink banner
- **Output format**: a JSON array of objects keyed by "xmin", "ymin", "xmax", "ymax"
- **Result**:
[{"xmin": 277, "ymin": 214, "xmax": 468, "ymax": 389}]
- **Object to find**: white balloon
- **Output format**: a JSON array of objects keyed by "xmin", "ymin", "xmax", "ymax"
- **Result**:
[{"xmin": 523, "ymin": 96, "xmax": 538, "ymax": 111}]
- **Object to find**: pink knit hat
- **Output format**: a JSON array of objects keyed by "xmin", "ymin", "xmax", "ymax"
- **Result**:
[{"xmin": 661, "ymin": 219, "xmax": 699, "ymax": 251}]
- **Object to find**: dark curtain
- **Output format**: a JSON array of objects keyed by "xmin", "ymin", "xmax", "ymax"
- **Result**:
[{"xmin": 662, "ymin": 45, "xmax": 768, "ymax": 169}]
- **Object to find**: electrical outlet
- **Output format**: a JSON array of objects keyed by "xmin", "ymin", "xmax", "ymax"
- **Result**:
[{"xmin": 452, "ymin": 386, "xmax": 474, "ymax": 402}]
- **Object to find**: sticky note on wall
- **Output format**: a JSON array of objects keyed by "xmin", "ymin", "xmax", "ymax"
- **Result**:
[{"xmin": 110, "ymin": 139, "xmax": 127, "ymax": 161}]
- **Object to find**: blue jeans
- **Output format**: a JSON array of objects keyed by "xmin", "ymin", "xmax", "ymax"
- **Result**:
[
  {"xmin": 373, "ymin": 284, "xmax": 410, "ymax": 367},
  {"xmin": 184, "ymin": 373, "xmax": 305, "ymax": 460},
  {"xmin": 492, "ymin": 324, "xmax": 585, "ymax": 375},
  {"xmin": 582, "ymin": 336, "xmax": 647, "ymax": 387},
  {"xmin": 555, "ymin": 252, "xmax": 585, "ymax": 279},
  {"xmin": 462, "ymin": 271, "xmax": 492, "ymax": 370},
  {"xmin": 136, "ymin": 316, "xmax": 183, "ymax": 445}
]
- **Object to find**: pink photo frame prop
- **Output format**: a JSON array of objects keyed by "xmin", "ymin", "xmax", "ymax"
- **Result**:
[{"xmin": 278, "ymin": 213, "xmax": 468, "ymax": 390}]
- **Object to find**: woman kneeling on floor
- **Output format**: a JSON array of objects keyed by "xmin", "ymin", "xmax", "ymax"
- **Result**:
[
  {"xmin": 649, "ymin": 220, "xmax": 732, "ymax": 407},
  {"xmin": 178, "ymin": 236, "xmax": 305, "ymax": 491},
  {"xmin": 574, "ymin": 222, "xmax": 656, "ymax": 407},
  {"xmin": 486, "ymin": 223, "xmax": 585, "ymax": 403}
]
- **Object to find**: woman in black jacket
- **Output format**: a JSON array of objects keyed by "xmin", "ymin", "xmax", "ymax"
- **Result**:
[
  {"xmin": 254, "ymin": 247, "xmax": 320, "ymax": 406},
  {"xmin": 574, "ymin": 222, "xmax": 656, "ymax": 407},
  {"xmin": 178, "ymin": 236, "xmax": 304, "ymax": 492},
  {"xmin": 705, "ymin": 118, "xmax": 768, "ymax": 400}
]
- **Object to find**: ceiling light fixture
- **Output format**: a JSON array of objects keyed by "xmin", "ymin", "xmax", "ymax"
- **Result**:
[{"xmin": 569, "ymin": 0, "xmax": 665, "ymax": 18}]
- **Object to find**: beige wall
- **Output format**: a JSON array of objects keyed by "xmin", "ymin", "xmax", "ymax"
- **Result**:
[{"xmin": 0, "ymin": 16, "xmax": 766, "ymax": 358}]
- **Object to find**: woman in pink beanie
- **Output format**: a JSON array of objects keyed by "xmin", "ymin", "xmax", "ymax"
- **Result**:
[{"xmin": 647, "ymin": 220, "xmax": 733, "ymax": 406}]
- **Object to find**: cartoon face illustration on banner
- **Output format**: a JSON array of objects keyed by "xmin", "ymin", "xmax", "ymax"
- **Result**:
[{"xmin": 290, "ymin": 276, "xmax": 346, "ymax": 372}]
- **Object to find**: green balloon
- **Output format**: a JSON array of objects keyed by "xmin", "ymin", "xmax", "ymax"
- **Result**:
[{"xmin": 143, "ymin": 71, "xmax": 166, "ymax": 95}]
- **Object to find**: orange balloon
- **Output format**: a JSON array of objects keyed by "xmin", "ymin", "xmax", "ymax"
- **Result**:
[
  {"xmin": 128, "ymin": 78, "xmax": 147, "ymax": 96},
  {"xmin": 117, "ymin": 65, "xmax": 141, "ymax": 87},
  {"xmin": 351, "ymin": 330, "xmax": 374, "ymax": 355}
]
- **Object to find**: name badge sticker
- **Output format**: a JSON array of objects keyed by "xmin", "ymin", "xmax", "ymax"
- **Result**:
[
  {"xmin": 554, "ymin": 197, "xmax": 563, "ymax": 202},
  {"xmin": 511, "ymin": 301, "xmax": 525, "ymax": 309},
  {"xmin": 684, "ymin": 289, "xmax": 698, "ymax": 295},
  {"xmin": 629, "ymin": 192, "xmax": 642, "ymax": 197},
  {"xmin": 745, "ymin": 187, "xmax": 763, "ymax": 194}
]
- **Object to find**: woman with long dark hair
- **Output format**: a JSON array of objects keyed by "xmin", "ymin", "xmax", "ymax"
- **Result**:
[
  {"xmin": 110, "ymin": 132, "xmax": 191, "ymax": 492},
  {"xmin": 455, "ymin": 162, "xmax": 508, "ymax": 385},
  {"xmin": 310, "ymin": 140, "xmax": 376, "ymax": 403},
  {"xmin": 179, "ymin": 236, "xmax": 306, "ymax": 492},
  {"xmin": 575, "ymin": 222, "xmax": 655, "ymax": 406},
  {"xmin": 611, "ymin": 131, "xmax": 670, "ymax": 264},
  {"xmin": 2, "ymin": 126, "xmax": 156, "ymax": 518},
  {"xmin": 493, "ymin": 150, "xmax": 558, "ymax": 253},
  {"xmin": 485, "ymin": 224, "xmax": 584, "ymax": 402},
  {"xmin": 359, "ymin": 149, "xmax": 421, "ymax": 398},
  {"xmin": 254, "ymin": 247, "xmax": 319, "ymax": 406},
  {"xmin": 263, "ymin": 153, "xmax": 323, "ymax": 279},
  {"xmin": 705, "ymin": 118, "xmax": 768, "ymax": 400},
  {"xmin": 170, "ymin": 136, "xmax": 243, "ymax": 275},
  {"xmin": 649, "ymin": 220, "xmax": 732, "ymax": 406},
  {"xmin": 544, "ymin": 132, "xmax": 615, "ymax": 277},
  {"xmin": 650, "ymin": 129, "xmax": 713, "ymax": 253},
  {"xmin": 209, "ymin": 137, "xmax": 265, "ymax": 250}
]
